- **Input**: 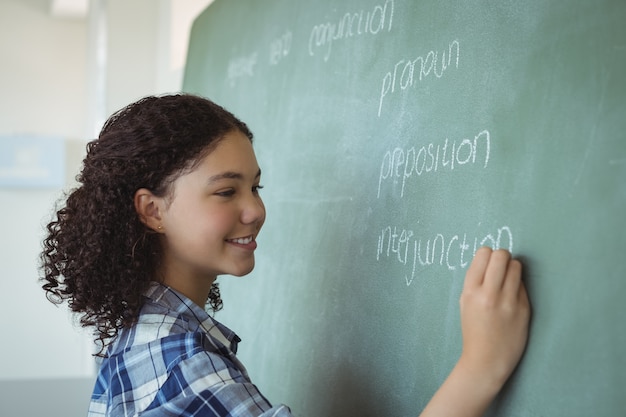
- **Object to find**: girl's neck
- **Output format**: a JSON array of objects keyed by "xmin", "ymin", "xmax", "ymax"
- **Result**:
[{"xmin": 158, "ymin": 270, "xmax": 217, "ymax": 308}]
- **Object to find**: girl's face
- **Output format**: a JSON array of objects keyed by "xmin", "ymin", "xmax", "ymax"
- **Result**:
[{"xmin": 157, "ymin": 130, "xmax": 265, "ymax": 288}]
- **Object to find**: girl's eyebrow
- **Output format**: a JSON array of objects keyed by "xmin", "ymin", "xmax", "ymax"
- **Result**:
[{"xmin": 208, "ymin": 169, "xmax": 261, "ymax": 184}]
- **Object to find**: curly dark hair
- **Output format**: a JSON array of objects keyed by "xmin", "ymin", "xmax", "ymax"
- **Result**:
[{"xmin": 40, "ymin": 93, "xmax": 253, "ymax": 356}]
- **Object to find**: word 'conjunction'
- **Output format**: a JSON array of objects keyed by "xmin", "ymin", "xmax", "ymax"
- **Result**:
[{"xmin": 309, "ymin": 0, "xmax": 394, "ymax": 62}]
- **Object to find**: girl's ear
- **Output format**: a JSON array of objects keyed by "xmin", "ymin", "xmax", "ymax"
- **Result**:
[{"xmin": 134, "ymin": 188, "xmax": 164, "ymax": 232}]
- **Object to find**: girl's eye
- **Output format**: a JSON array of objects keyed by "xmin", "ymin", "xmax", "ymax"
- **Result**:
[
  {"xmin": 216, "ymin": 189, "xmax": 235, "ymax": 197},
  {"xmin": 216, "ymin": 185, "xmax": 263, "ymax": 197}
]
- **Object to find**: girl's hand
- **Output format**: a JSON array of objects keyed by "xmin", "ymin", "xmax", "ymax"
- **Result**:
[
  {"xmin": 418, "ymin": 247, "xmax": 531, "ymax": 417},
  {"xmin": 458, "ymin": 247, "xmax": 531, "ymax": 390}
]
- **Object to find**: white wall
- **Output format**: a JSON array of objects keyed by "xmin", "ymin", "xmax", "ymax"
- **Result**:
[
  {"xmin": 0, "ymin": 0, "xmax": 93, "ymax": 382},
  {"xmin": 0, "ymin": 0, "xmax": 212, "ymax": 387},
  {"xmin": 0, "ymin": 0, "xmax": 88, "ymax": 138}
]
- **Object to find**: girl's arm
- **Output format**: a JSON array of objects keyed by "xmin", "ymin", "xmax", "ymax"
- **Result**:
[{"xmin": 419, "ymin": 247, "xmax": 531, "ymax": 417}]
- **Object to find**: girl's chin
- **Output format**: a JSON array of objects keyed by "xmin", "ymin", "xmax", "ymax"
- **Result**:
[{"xmin": 226, "ymin": 263, "xmax": 256, "ymax": 277}]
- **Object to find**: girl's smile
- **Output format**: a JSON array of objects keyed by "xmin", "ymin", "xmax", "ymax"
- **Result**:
[{"xmin": 226, "ymin": 235, "xmax": 258, "ymax": 250}]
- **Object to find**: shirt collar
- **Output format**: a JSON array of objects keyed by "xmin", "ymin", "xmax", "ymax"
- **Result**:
[{"xmin": 143, "ymin": 281, "xmax": 240, "ymax": 350}]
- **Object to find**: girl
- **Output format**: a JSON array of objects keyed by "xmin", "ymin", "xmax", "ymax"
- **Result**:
[{"xmin": 41, "ymin": 93, "xmax": 530, "ymax": 417}]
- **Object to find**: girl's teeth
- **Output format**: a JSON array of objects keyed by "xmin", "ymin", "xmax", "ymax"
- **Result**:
[{"xmin": 231, "ymin": 237, "xmax": 252, "ymax": 244}]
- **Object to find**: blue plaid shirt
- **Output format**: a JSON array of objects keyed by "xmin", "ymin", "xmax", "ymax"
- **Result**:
[{"xmin": 88, "ymin": 282, "xmax": 292, "ymax": 417}]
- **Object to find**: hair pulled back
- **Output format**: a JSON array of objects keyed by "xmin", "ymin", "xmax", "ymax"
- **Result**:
[{"xmin": 40, "ymin": 94, "xmax": 253, "ymax": 356}]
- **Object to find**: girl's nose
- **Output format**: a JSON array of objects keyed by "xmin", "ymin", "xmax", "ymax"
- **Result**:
[{"xmin": 241, "ymin": 193, "xmax": 265, "ymax": 225}]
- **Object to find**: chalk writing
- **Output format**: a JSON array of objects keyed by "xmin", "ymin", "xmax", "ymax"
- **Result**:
[
  {"xmin": 227, "ymin": 52, "xmax": 258, "ymax": 87},
  {"xmin": 269, "ymin": 30, "xmax": 292, "ymax": 65},
  {"xmin": 378, "ymin": 40, "xmax": 460, "ymax": 116},
  {"xmin": 377, "ymin": 129, "xmax": 490, "ymax": 199},
  {"xmin": 309, "ymin": 0, "xmax": 394, "ymax": 62},
  {"xmin": 376, "ymin": 224, "xmax": 514, "ymax": 286}
]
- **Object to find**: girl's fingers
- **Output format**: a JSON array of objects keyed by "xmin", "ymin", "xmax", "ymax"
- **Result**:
[
  {"xmin": 501, "ymin": 258, "xmax": 523, "ymax": 298},
  {"xmin": 483, "ymin": 249, "xmax": 512, "ymax": 293},
  {"xmin": 464, "ymin": 246, "xmax": 493, "ymax": 289},
  {"xmin": 517, "ymin": 277, "xmax": 531, "ymax": 311}
]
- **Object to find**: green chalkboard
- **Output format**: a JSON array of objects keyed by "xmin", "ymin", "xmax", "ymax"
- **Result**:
[{"xmin": 182, "ymin": 1, "xmax": 626, "ymax": 415}]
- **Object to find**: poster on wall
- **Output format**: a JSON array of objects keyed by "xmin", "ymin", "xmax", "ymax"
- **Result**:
[{"xmin": 0, "ymin": 135, "xmax": 65, "ymax": 188}]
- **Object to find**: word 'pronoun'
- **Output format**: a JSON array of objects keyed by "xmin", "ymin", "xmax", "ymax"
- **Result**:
[{"xmin": 378, "ymin": 39, "xmax": 460, "ymax": 116}]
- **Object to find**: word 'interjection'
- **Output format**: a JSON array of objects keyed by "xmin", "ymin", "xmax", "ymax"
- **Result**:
[{"xmin": 376, "ymin": 225, "xmax": 514, "ymax": 286}]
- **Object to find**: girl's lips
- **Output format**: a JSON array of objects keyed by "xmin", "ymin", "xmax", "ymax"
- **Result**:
[
  {"xmin": 227, "ymin": 236, "xmax": 253, "ymax": 244},
  {"xmin": 226, "ymin": 235, "xmax": 257, "ymax": 250}
]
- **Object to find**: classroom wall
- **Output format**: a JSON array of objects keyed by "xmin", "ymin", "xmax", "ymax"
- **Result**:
[
  {"xmin": 0, "ymin": 0, "xmax": 92, "ymax": 383},
  {"xmin": 0, "ymin": 0, "xmax": 211, "ymax": 415}
]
